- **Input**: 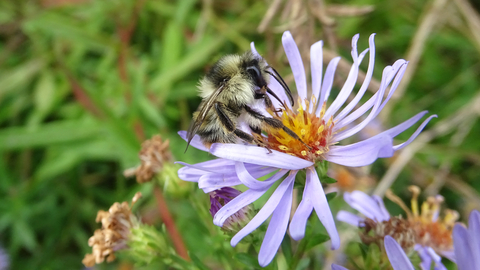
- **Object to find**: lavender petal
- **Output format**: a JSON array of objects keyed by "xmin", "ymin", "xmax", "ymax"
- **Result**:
[
  {"xmin": 393, "ymin": 114, "xmax": 437, "ymax": 150},
  {"xmin": 178, "ymin": 131, "xmax": 208, "ymax": 152},
  {"xmin": 384, "ymin": 235, "xmax": 415, "ymax": 270},
  {"xmin": 317, "ymin": 57, "xmax": 341, "ymax": 115},
  {"xmin": 454, "ymin": 224, "xmax": 474, "ymax": 270},
  {"xmin": 468, "ymin": 210, "xmax": 480, "ymax": 269},
  {"xmin": 258, "ymin": 177, "xmax": 295, "ymax": 267},
  {"xmin": 326, "ymin": 135, "xmax": 394, "ymax": 167},
  {"xmin": 331, "ymin": 264, "xmax": 349, "ymax": 270},
  {"xmin": 310, "ymin": 40, "xmax": 323, "ymax": 111},
  {"xmin": 235, "ymin": 162, "xmax": 287, "ymax": 190},
  {"xmin": 334, "ymin": 34, "xmax": 376, "ymax": 123},
  {"xmin": 289, "ymin": 187, "xmax": 314, "ymax": 240},
  {"xmin": 414, "ymin": 245, "xmax": 431, "ymax": 270},
  {"xmin": 282, "ymin": 31, "xmax": 307, "ymax": 108},
  {"xmin": 210, "ymin": 143, "xmax": 313, "ymax": 170},
  {"xmin": 336, "ymin": 211, "xmax": 364, "ymax": 227},
  {"xmin": 231, "ymin": 172, "xmax": 297, "ymax": 247},
  {"xmin": 306, "ymin": 167, "xmax": 340, "ymax": 249},
  {"xmin": 324, "ymin": 35, "xmax": 366, "ymax": 119},
  {"xmin": 333, "ymin": 63, "xmax": 400, "ymax": 141},
  {"xmin": 371, "ymin": 195, "xmax": 391, "ymax": 220},
  {"xmin": 342, "ymin": 191, "xmax": 389, "ymax": 221}
]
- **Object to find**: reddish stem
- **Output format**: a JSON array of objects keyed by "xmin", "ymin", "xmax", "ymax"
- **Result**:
[{"xmin": 154, "ymin": 187, "xmax": 190, "ymax": 261}]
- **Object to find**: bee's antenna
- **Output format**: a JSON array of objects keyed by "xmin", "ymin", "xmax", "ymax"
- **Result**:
[{"xmin": 265, "ymin": 68, "xmax": 294, "ymax": 106}]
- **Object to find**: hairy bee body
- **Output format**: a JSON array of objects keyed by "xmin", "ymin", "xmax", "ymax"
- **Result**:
[{"xmin": 185, "ymin": 52, "xmax": 303, "ymax": 151}]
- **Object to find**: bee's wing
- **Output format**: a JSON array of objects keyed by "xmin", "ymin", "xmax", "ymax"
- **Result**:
[{"xmin": 185, "ymin": 83, "xmax": 226, "ymax": 152}]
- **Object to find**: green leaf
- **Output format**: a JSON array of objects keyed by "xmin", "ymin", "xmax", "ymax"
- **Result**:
[
  {"xmin": 235, "ymin": 253, "xmax": 259, "ymax": 268},
  {"xmin": 326, "ymin": 192, "xmax": 337, "ymax": 201},
  {"xmin": 305, "ymin": 233, "xmax": 330, "ymax": 250},
  {"xmin": 190, "ymin": 252, "xmax": 210, "ymax": 270},
  {"xmin": 0, "ymin": 120, "xmax": 101, "ymax": 150},
  {"xmin": 281, "ymin": 234, "xmax": 293, "ymax": 265},
  {"xmin": 322, "ymin": 176, "xmax": 337, "ymax": 184}
]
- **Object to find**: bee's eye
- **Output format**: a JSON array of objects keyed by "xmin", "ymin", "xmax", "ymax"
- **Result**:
[{"xmin": 247, "ymin": 66, "xmax": 261, "ymax": 79}]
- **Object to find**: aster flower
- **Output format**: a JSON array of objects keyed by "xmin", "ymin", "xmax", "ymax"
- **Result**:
[
  {"xmin": 453, "ymin": 210, "xmax": 480, "ymax": 270},
  {"xmin": 178, "ymin": 31, "xmax": 435, "ymax": 266},
  {"xmin": 332, "ymin": 235, "xmax": 415, "ymax": 270},
  {"xmin": 337, "ymin": 187, "xmax": 457, "ymax": 270}
]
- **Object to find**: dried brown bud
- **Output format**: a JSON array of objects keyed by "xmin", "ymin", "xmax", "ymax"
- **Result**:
[{"xmin": 124, "ymin": 135, "xmax": 173, "ymax": 183}]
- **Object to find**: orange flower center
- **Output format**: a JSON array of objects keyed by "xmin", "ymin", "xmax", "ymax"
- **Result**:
[
  {"xmin": 264, "ymin": 98, "xmax": 335, "ymax": 162},
  {"xmin": 387, "ymin": 186, "xmax": 457, "ymax": 254}
]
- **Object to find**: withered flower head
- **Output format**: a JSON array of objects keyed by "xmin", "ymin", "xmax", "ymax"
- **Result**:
[
  {"xmin": 82, "ymin": 192, "xmax": 142, "ymax": 267},
  {"xmin": 124, "ymin": 135, "xmax": 173, "ymax": 183}
]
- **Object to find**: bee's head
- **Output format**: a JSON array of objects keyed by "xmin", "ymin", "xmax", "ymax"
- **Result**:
[{"xmin": 240, "ymin": 52, "xmax": 269, "ymax": 89}]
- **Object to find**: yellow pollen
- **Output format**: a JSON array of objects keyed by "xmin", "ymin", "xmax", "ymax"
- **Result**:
[
  {"xmin": 408, "ymin": 186, "xmax": 421, "ymax": 217},
  {"xmin": 318, "ymin": 125, "xmax": 324, "ymax": 133},
  {"xmin": 263, "ymin": 98, "xmax": 335, "ymax": 162},
  {"xmin": 279, "ymin": 145, "xmax": 289, "ymax": 151},
  {"xmin": 327, "ymin": 117, "xmax": 333, "ymax": 127}
]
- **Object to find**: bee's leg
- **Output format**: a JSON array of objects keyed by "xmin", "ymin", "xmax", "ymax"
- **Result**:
[
  {"xmin": 254, "ymin": 92, "xmax": 282, "ymax": 114},
  {"xmin": 233, "ymin": 129, "xmax": 272, "ymax": 153},
  {"xmin": 244, "ymin": 105, "xmax": 312, "ymax": 150},
  {"xmin": 214, "ymin": 102, "xmax": 236, "ymax": 132}
]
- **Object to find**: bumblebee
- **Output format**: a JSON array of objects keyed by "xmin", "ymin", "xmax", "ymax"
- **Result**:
[{"xmin": 185, "ymin": 52, "xmax": 306, "ymax": 152}]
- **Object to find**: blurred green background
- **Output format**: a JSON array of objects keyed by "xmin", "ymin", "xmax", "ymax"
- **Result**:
[{"xmin": 1, "ymin": 0, "xmax": 480, "ymax": 269}]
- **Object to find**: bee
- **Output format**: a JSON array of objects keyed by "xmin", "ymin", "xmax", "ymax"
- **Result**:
[{"xmin": 185, "ymin": 51, "xmax": 307, "ymax": 152}]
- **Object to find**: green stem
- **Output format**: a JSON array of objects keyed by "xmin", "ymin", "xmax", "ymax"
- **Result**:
[{"xmin": 289, "ymin": 237, "xmax": 308, "ymax": 270}]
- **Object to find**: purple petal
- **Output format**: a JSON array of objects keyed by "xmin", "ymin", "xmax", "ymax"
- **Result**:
[
  {"xmin": 326, "ymin": 135, "xmax": 394, "ymax": 167},
  {"xmin": 336, "ymin": 211, "xmax": 364, "ymax": 227},
  {"xmin": 310, "ymin": 40, "xmax": 323, "ymax": 111},
  {"xmin": 415, "ymin": 245, "xmax": 433, "ymax": 270},
  {"xmin": 199, "ymin": 166, "xmax": 277, "ymax": 191},
  {"xmin": 258, "ymin": 176, "xmax": 295, "ymax": 267},
  {"xmin": 178, "ymin": 131, "xmax": 208, "ymax": 152},
  {"xmin": 210, "ymin": 143, "xmax": 313, "ymax": 170},
  {"xmin": 425, "ymin": 247, "xmax": 446, "ymax": 270},
  {"xmin": 393, "ymin": 114, "xmax": 437, "ymax": 150},
  {"xmin": 454, "ymin": 223, "xmax": 475, "ymax": 270},
  {"xmin": 343, "ymin": 191, "xmax": 390, "ymax": 221},
  {"xmin": 306, "ymin": 167, "xmax": 340, "ymax": 249},
  {"xmin": 289, "ymin": 186, "xmax": 314, "ymax": 240},
  {"xmin": 469, "ymin": 210, "xmax": 480, "ymax": 267},
  {"xmin": 317, "ymin": 57, "xmax": 341, "ymax": 116},
  {"xmin": 324, "ymin": 34, "xmax": 366, "ymax": 120},
  {"xmin": 333, "ymin": 60, "xmax": 406, "ymax": 133},
  {"xmin": 331, "ymin": 265, "xmax": 349, "ymax": 270},
  {"xmin": 198, "ymin": 173, "xmax": 242, "ymax": 192},
  {"xmin": 235, "ymin": 162, "xmax": 288, "ymax": 190},
  {"xmin": 213, "ymin": 188, "xmax": 268, "ymax": 227},
  {"xmin": 334, "ymin": 34, "xmax": 376, "ymax": 123},
  {"xmin": 380, "ymin": 111, "xmax": 428, "ymax": 138},
  {"xmin": 333, "ymin": 62, "xmax": 401, "ymax": 141},
  {"xmin": 384, "ymin": 236, "xmax": 415, "ymax": 270},
  {"xmin": 371, "ymin": 195, "xmax": 391, "ymax": 220},
  {"xmin": 231, "ymin": 172, "xmax": 297, "ymax": 246},
  {"xmin": 282, "ymin": 31, "xmax": 307, "ymax": 108}
]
